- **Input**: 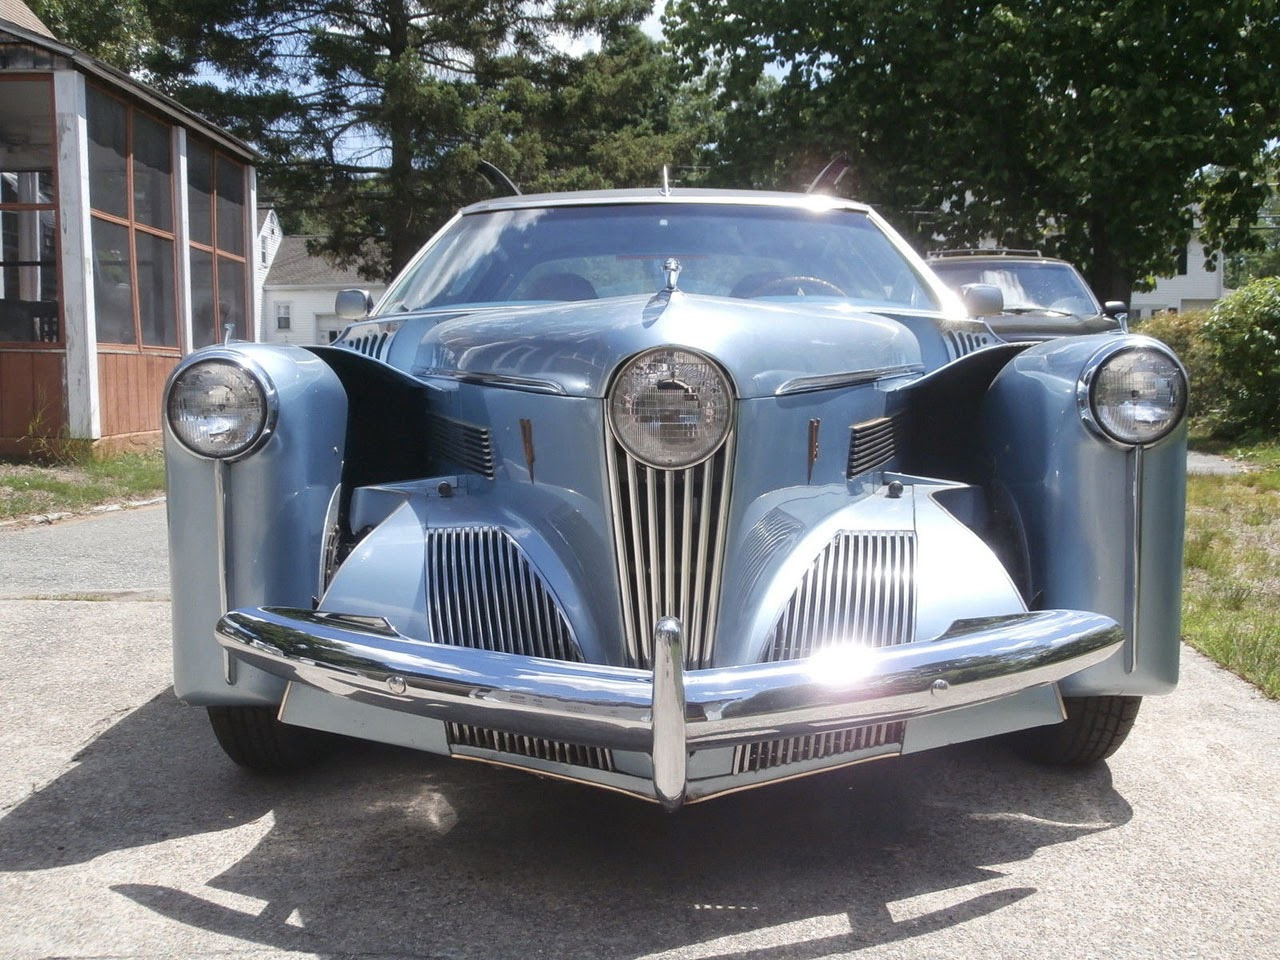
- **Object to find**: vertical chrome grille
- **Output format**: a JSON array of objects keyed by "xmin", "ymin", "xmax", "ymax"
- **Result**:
[
  {"xmin": 605, "ymin": 437, "xmax": 734, "ymax": 669},
  {"xmin": 426, "ymin": 526, "xmax": 582, "ymax": 661},
  {"xmin": 847, "ymin": 415, "xmax": 899, "ymax": 478},
  {"xmin": 447, "ymin": 723, "xmax": 615, "ymax": 771},
  {"xmin": 764, "ymin": 531, "xmax": 917, "ymax": 662},
  {"xmin": 731, "ymin": 721, "xmax": 905, "ymax": 774}
]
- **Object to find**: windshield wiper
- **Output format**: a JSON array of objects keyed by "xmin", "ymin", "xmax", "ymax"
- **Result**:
[{"xmin": 1004, "ymin": 306, "xmax": 1075, "ymax": 317}]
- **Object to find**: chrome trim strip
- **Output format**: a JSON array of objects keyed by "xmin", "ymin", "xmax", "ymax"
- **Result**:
[
  {"xmin": 214, "ymin": 458, "xmax": 235, "ymax": 685},
  {"xmin": 217, "ymin": 606, "xmax": 1124, "ymax": 776},
  {"xmin": 417, "ymin": 370, "xmax": 568, "ymax": 396},
  {"xmin": 775, "ymin": 365, "xmax": 923, "ymax": 396},
  {"xmin": 1128, "ymin": 445, "xmax": 1143, "ymax": 673}
]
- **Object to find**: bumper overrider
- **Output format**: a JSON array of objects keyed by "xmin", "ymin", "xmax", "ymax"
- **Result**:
[{"xmin": 216, "ymin": 607, "xmax": 1122, "ymax": 810}]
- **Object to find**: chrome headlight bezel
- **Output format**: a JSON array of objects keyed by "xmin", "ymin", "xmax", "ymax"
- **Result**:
[
  {"xmin": 165, "ymin": 352, "xmax": 278, "ymax": 461},
  {"xmin": 607, "ymin": 347, "xmax": 734, "ymax": 469},
  {"xmin": 1077, "ymin": 337, "xmax": 1188, "ymax": 447}
]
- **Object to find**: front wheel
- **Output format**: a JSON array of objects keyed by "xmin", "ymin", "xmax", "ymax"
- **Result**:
[
  {"xmin": 207, "ymin": 705, "xmax": 335, "ymax": 772},
  {"xmin": 1011, "ymin": 695, "xmax": 1142, "ymax": 765}
]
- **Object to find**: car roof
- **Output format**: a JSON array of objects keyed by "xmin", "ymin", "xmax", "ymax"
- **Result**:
[
  {"xmin": 927, "ymin": 250, "xmax": 1074, "ymax": 266},
  {"xmin": 461, "ymin": 188, "xmax": 875, "ymax": 216}
]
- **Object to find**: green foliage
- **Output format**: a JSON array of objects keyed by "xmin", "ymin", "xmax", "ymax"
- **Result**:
[
  {"xmin": 1183, "ymin": 464, "xmax": 1280, "ymax": 699},
  {"xmin": 666, "ymin": 0, "xmax": 1280, "ymax": 303},
  {"xmin": 0, "ymin": 451, "xmax": 164, "ymax": 521},
  {"xmin": 28, "ymin": 0, "xmax": 154, "ymax": 71},
  {"xmin": 1203, "ymin": 278, "xmax": 1280, "ymax": 432},
  {"xmin": 127, "ymin": 1, "xmax": 710, "ymax": 279}
]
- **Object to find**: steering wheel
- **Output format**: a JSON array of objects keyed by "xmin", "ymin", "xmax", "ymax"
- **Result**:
[{"xmin": 744, "ymin": 275, "xmax": 847, "ymax": 298}]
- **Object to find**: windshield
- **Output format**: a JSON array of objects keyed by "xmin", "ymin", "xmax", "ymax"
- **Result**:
[
  {"xmin": 380, "ymin": 203, "xmax": 939, "ymax": 313},
  {"xmin": 929, "ymin": 258, "xmax": 1101, "ymax": 316}
]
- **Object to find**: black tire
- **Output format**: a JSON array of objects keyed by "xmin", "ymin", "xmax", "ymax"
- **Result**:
[
  {"xmin": 1012, "ymin": 695, "xmax": 1142, "ymax": 765},
  {"xmin": 207, "ymin": 705, "xmax": 335, "ymax": 772}
]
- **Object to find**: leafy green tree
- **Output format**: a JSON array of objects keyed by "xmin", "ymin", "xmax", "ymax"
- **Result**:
[
  {"xmin": 124, "ymin": 0, "xmax": 714, "ymax": 280},
  {"xmin": 1225, "ymin": 186, "xmax": 1280, "ymax": 288},
  {"xmin": 666, "ymin": 0, "xmax": 1280, "ymax": 303},
  {"xmin": 29, "ymin": 0, "xmax": 155, "ymax": 71}
]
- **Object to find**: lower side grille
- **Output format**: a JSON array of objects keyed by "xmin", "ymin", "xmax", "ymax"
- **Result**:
[
  {"xmin": 731, "ymin": 721, "xmax": 905, "ymax": 774},
  {"xmin": 765, "ymin": 531, "xmax": 917, "ymax": 662},
  {"xmin": 426, "ymin": 526, "xmax": 582, "ymax": 661},
  {"xmin": 447, "ymin": 723, "xmax": 615, "ymax": 772}
]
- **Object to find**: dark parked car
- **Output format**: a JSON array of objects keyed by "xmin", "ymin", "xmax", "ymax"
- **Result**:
[
  {"xmin": 164, "ymin": 189, "xmax": 1187, "ymax": 811},
  {"xmin": 927, "ymin": 249, "xmax": 1128, "ymax": 341}
]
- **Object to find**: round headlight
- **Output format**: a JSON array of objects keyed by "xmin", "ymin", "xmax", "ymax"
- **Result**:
[
  {"xmin": 1080, "ymin": 342, "xmax": 1187, "ymax": 446},
  {"xmin": 608, "ymin": 347, "xmax": 733, "ymax": 468},
  {"xmin": 166, "ymin": 358, "xmax": 274, "ymax": 459}
]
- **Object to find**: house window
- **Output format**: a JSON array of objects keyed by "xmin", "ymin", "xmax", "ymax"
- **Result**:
[
  {"xmin": 1176, "ymin": 247, "xmax": 1188, "ymax": 276},
  {"xmin": 188, "ymin": 138, "xmax": 249, "ymax": 348},
  {"xmin": 275, "ymin": 303, "xmax": 291, "ymax": 330},
  {"xmin": 0, "ymin": 76, "xmax": 60, "ymax": 344},
  {"xmin": 86, "ymin": 86, "xmax": 178, "ymax": 349}
]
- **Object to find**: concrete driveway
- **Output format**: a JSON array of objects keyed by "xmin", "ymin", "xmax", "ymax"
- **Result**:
[{"xmin": 1, "ymin": 505, "xmax": 1277, "ymax": 960}]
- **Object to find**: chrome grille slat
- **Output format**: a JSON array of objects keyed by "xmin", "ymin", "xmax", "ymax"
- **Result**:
[
  {"xmin": 765, "ymin": 531, "xmax": 917, "ymax": 662},
  {"xmin": 607, "ymin": 437, "xmax": 734, "ymax": 669},
  {"xmin": 448, "ymin": 723, "xmax": 615, "ymax": 772},
  {"xmin": 731, "ymin": 721, "xmax": 905, "ymax": 774},
  {"xmin": 426, "ymin": 526, "xmax": 581, "ymax": 661}
]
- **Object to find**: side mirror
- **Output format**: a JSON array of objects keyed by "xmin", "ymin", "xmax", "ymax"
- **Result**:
[
  {"xmin": 335, "ymin": 288, "xmax": 374, "ymax": 321},
  {"xmin": 1103, "ymin": 301, "xmax": 1129, "ymax": 331},
  {"xmin": 959, "ymin": 283, "xmax": 1004, "ymax": 318}
]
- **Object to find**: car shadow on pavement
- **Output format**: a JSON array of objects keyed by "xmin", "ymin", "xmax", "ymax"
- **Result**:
[{"xmin": 0, "ymin": 690, "xmax": 1133, "ymax": 958}]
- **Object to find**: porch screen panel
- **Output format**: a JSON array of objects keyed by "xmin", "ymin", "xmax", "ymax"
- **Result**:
[{"xmin": 0, "ymin": 77, "xmax": 59, "ymax": 343}]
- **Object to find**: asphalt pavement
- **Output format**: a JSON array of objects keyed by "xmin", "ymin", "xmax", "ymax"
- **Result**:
[{"xmin": 0, "ymin": 504, "xmax": 1277, "ymax": 960}]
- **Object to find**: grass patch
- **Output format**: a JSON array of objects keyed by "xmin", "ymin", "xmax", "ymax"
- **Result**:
[
  {"xmin": 0, "ymin": 450, "xmax": 165, "ymax": 522},
  {"xmin": 1182, "ymin": 439, "xmax": 1280, "ymax": 699}
]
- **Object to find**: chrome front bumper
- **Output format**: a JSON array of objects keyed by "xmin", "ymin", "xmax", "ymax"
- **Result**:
[{"xmin": 216, "ymin": 607, "xmax": 1122, "ymax": 809}]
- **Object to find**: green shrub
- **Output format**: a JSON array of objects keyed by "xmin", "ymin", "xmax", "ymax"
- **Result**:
[
  {"xmin": 1203, "ymin": 277, "xmax": 1280, "ymax": 433},
  {"xmin": 1133, "ymin": 308, "xmax": 1223, "ymax": 421}
]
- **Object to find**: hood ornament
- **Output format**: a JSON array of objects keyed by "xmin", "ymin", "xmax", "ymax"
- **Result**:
[{"xmin": 663, "ymin": 258, "xmax": 682, "ymax": 292}]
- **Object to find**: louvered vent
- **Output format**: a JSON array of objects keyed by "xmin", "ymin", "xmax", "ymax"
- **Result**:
[
  {"xmin": 847, "ymin": 415, "xmax": 899, "ymax": 478},
  {"xmin": 946, "ymin": 329, "xmax": 995, "ymax": 359},
  {"xmin": 337, "ymin": 322, "xmax": 399, "ymax": 361},
  {"xmin": 605, "ymin": 438, "xmax": 735, "ymax": 670},
  {"xmin": 447, "ymin": 724, "xmax": 615, "ymax": 771},
  {"xmin": 425, "ymin": 526, "xmax": 582, "ymax": 661},
  {"xmin": 731, "ymin": 721, "xmax": 905, "ymax": 774},
  {"xmin": 426, "ymin": 414, "xmax": 494, "ymax": 479},
  {"xmin": 764, "ymin": 531, "xmax": 917, "ymax": 662}
]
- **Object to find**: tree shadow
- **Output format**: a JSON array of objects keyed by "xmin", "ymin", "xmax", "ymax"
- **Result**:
[{"xmin": 0, "ymin": 691, "xmax": 1132, "ymax": 958}]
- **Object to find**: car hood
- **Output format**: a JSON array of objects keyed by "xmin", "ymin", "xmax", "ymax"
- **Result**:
[
  {"xmin": 984, "ymin": 311, "xmax": 1122, "ymax": 342},
  {"xmin": 407, "ymin": 292, "xmax": 924, "ymax": 399}
]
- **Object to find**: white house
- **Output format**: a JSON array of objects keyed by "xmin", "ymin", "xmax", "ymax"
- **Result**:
[
  {"xmin": 1130, "ymin": 234, "xmax": 1232, "ymax": 317},
  {"xmin": 260, "ymin": 233, "xmax": 386, "ymax": 345}
]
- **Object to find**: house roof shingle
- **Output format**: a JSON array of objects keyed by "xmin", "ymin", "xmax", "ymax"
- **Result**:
[
  {"xmin": 0, "ymin": 0, "xmax": 53, "ymax": 38},
  {"xmin": 266, "ymin": 236, "xmax": 373, "ymax": 288}
]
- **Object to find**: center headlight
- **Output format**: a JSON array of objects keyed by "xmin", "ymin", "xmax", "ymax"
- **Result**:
[
  {"xmin": 1079, "ymin": 340, "xmax": 1188, "ymax": 446},
  {"xmin": 608, "ymin": 347, "xmax": 733, "ymax": 469},
  {"xmin": 166, "ymin": 357, "xmax": 275, "ymax": 459}
]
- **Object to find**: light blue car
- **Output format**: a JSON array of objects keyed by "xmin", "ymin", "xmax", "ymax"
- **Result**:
[{"xmin": 164, "ymin": 189, "xmax": 1187, "ymax": 811}]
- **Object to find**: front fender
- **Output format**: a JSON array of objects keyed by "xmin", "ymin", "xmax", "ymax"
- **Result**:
[{"xmin": 165, "ymin": 343, "xmax": 347, "ymax": 705}]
